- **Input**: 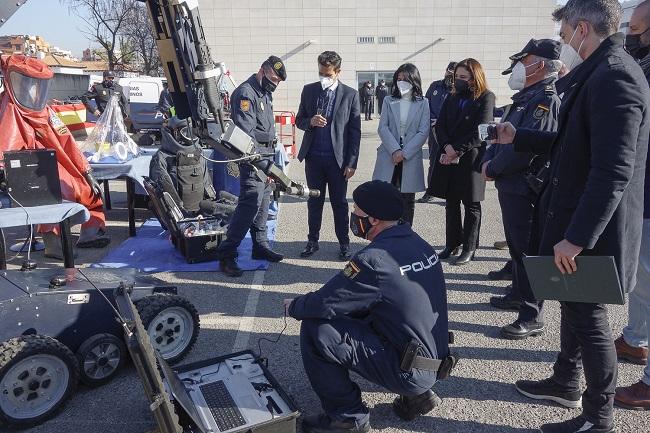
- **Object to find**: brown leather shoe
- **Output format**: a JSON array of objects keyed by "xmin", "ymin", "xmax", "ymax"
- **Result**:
[
  {"xmin": 614, "ymin": 381, "xmax": 650, "ymax": 410},
  {"xmin": 615, "ymin": 335, "xmax": 648, "ymax": 365}
]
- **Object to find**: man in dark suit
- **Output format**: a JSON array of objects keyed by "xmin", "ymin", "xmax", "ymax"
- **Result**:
[
  {"xmin": 296, "ymin": 51, "xmax": 362, "ymax": 260},
  {"xmin": 495, "ymin": 1, "xmax": 650, "ymax": 431}
]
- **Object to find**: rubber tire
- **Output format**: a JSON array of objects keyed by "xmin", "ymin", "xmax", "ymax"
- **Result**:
[
  {"xmin": 135, "ymin": 294, "xmax": 199, "ymax": 364},
  {"xmin": 0, "ymin": 335, "xmax": 79, "ymax": 429},
  {"xmin": 76, "ymin": 333, "xmax": 126, "ymax": 387}
]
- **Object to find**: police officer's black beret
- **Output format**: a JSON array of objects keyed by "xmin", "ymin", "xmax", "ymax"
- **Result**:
[
  {"xmin": 103, "ymin": 70, "xmax": 115, "ymax": 78},
  {"xmin": 264, "ymin": 56, "xmax": 287, "ymax": 81},
  {"xmin": 502, "ymin": 39, "xmax": 561, "ymax": 75},
  {"xmin": 353, "ymin": 180, "xmax": 404, "ymax": 221}
]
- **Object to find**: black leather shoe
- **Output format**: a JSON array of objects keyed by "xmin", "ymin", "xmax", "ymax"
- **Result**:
[
  {"xmin": 489, "ymin": 295, "xmax": 523, "ymax": 311},
  {"xmin": 488, "ymin": 267, "xmax": 513, "ymax": 281},
  {"xmin": 302, "ymin": 413, "xmax": 370, "ymax": 433},
  {"xmin": 500, "ymin": 320, "xmax": 545, "ymax": 340},
  {"xmin": 416, "ymin": 194, "xmax": 436, "ymax": 204},
  {"xmin": 516, "ymin": 377, "xmax": 582, "ymax": 409},
  {"xmin": 300, "ymin": 241, "xmax": 319, "ymax": 258},
  {"xmin": 339, "ymin": 244, "xmax": 351, "ymax": 261},
  {"xmin": 393, "ymin": 389, "xmax": 442, "ymax": 421},
  {"xmin": 252, "ymin": 246, "xmax": 284, "ymax": 262},
  {"xmin": 540, "ymin": 415, "xmax": 615, "ymax": 433},
  {"xmin": 220, "ymin": 258, "xmax": 243, "ymax": 277},
  {"xmin": 452, "ymin": 250, "xmax": 475, "ymax": 266},
  {"xmin": 438, "ymin": 246, "xmax": 460, "ymax": 260}
]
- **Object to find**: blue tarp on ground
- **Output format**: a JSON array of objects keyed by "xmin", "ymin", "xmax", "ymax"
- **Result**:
[{"xmin": 92, "ymin": 218, "xmax": 276, "ymax": 273}]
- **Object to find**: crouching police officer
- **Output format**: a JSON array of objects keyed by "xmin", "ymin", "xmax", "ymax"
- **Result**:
[
  {"xmin": 216, "ymin": 56, "xmax": 287, "ymax": 276},
  {"xmin": 284, "ymin": 180, "xmax": 455, "ymax": 433}
]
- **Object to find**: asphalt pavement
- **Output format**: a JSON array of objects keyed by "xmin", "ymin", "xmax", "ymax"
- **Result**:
[{"xmin": 3, "ymin": 119, "xmax": 648, "ymax": 433}]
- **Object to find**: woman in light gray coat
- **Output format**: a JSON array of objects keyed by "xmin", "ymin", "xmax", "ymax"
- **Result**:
[{"xmin": 373, "ymin": 63, "xmax": 430, "ymax": 225}]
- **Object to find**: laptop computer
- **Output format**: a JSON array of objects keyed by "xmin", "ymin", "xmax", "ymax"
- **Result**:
[
  {"xmin": 523, "ymin": 256, "xmax": 625, "ymax": 305},
  {"xmin": 3, "ymin": 149, "xmax": 62, "ymax": 207}
]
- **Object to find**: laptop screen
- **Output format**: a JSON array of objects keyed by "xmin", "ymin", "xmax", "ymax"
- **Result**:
[{"xmin": 156, "ymin": 352, "xmax": 210, "ymax": 433}]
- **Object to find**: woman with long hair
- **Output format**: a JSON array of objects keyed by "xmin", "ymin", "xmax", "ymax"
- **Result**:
[
  {"xmin": 430, "ymin": 58, "xmax": 495, "ymax": 265},
  {"xmin": 373, "ymin": 63, "xmax": 430, "ymax": 225}
]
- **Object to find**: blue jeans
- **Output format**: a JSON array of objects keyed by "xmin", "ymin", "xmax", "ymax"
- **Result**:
[{"xmin": 622, "ymin": 219, "xmax": 650, "ymax": 385}]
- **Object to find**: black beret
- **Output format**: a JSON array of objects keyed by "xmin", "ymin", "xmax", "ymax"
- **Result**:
[
  {"xmin": 264, "ymin": 55, "xmax": 287, "ymax": 81},
  {"xmin": 352, "ymin": 180, "xmax": 404, "ymax": 221},
  {"xmin": 502, "ymin": 39, "xmax": 561, "ymax": 75}
]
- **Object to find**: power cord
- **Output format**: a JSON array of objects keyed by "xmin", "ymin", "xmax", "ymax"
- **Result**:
[
  {"xmin": 254, "ymin": 309, "xmax": 288, "ymax": 367},
  {"xmin": 6, "ymin": 192, "xmax": 33, "ymax": 264}
]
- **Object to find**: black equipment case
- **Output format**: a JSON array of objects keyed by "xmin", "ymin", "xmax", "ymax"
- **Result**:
[
  {"xmin": 143, "ymin": 177, "xmax": 225, "ymax": 263},
  {"xmin": 2, "ymin": 149, "xmax": 62, "ymax": 207}
]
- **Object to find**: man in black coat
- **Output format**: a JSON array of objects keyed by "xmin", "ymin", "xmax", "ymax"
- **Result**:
[
  {"xmin": 375, "ymin": 80, "xmax": 388, "ymax": 115},
  {"xmin": 81, "ymin": 70, "xmax": 129, "ymax": 117},
  {"xmin": 296, "ymin": 51, "xmax": 361, "ymax": 261},
  {"xmin": 418, "ymin": 62, "xmax": 456, "ymax": 204},
  {"xmin": 495, "ymin": 1, "xmax": 650, "ymax": 431},
  {"xmin": 482, "ymin": 39, "xmax": 562, "ymax": 340}
]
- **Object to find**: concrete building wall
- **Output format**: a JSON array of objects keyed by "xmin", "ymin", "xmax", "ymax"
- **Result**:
[{"xmin": 199, "ymin": 0, "xmax": 558, "ymax": 110}]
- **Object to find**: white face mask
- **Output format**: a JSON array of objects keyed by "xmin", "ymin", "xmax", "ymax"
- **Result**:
[
  {"xmin": 507, "ymin": 61, "xmax": 541, "ymax": 91},
  {"xmin": 560, "ymin": 26, "xmax": 585, "ymax": 71},
  {"xmin": 397, "ymin": 80, "xmax": 412, "ymax": 95},
  {"xmin": 320, "ymin": 75, "xmax": 335, "ymax": 90}
]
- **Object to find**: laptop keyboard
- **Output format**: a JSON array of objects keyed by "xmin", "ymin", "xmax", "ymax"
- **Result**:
[{"xmin": 199, "ymin": 380, "xmax": 246, "ymax": 432}]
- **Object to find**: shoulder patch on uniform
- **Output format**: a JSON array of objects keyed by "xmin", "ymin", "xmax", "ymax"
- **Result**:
[
  {"xmin": 240, "ymin": 99, "xmax": 251, "ymax": 112},
  {"xmin": 342, "ymin": 260, "xmax": 361, "ymax": 279},
  {"xmin": 533, "ymin": 104, "xmax": 549, "ymax": 120},
  {"xmin": 274, "ymin": 61, "xmax": 283, "ymax": 71}
]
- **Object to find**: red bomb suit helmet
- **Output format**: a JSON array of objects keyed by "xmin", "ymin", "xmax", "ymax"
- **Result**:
[{"xmin": 1, "ymin": 54, "xmax": 53, "ymax": 111}]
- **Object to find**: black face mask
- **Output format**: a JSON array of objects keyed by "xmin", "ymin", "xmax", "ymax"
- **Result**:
[
  {"xmin": 103, "ymin": 80, "xmax": 114, "ymax": 88},
  {"xmin": 261, "ymin": 75, "xmax": 277, "ymax": 93},
  {"xmin": 350, "ymin": 213, "xmax": 372, "ymax": 239},
  {"xmin": 625, "ymin": 29, "xmax": 650, "ymax": 60},
  {"xmin": 454, "ymin": 78, "xmax": 469, "ymax": 95}
]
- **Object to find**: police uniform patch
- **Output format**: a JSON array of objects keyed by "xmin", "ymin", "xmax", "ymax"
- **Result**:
[
  {"xmin": 240, "ymin": 99, "xmax": 251, "ymax": 112},
  {"xmin": 433, "ymin": 90, "xmax": 438, "ymax": 96},
  {"xmin": 102, "ymin": 90, "xmax": 107, "ymax": 96},
  {"xmin": 533, "ymin": 104, "xmax": 549, "ymax": 120},
  {"xmin": 342, "ymin": 260, "xmax": 361, "ymax": 279},
  {"xmin": 274, "ymin": 61, "xmax": 283, "ymax": 71}
]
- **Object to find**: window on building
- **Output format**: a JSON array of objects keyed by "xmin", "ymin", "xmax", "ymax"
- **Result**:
[
  {"xmin": 357, "ymin": 36, "xmax": 375, "ymax": 44},
  {"xmin": 378, "ymin": 36, "xmax": 396, "ymax": 44}
]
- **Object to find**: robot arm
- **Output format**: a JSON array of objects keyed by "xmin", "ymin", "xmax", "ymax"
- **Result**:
[{"xmin": 139, "ymin": 0, "xmax": 319, "ymax": 198}]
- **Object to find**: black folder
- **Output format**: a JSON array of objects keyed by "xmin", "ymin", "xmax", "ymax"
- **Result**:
[{"xmin": 523, "ymin": 256, "xmax": 625, "ymax": 305}]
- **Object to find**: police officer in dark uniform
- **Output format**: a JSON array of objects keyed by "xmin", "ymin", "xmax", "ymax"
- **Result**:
[
  {"xmin": 375, "ymin": 80, "xmax": 388, "ymax": 115},
  {"xmin": 285, "ymin": 180, "xmax": 453, "ymax": 433},
  {"xmin": 481, "ymin": 39, "xmax": 562, "ymax": 339},
  {"xmin": 216, "ymin": 56, "xmax": 287, "ymax": 277},
  {"xmin": 418, "ymin": 62, "xmax": 457, "ymax": 203},
  {"xmin": 81, "ymin": 70, "xmax": 129, "ymax": 117}
]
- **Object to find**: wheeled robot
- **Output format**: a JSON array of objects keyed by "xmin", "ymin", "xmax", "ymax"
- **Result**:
[{"xmin": 0, "ymin": 267, "xmax": 200, "ymax": 429}]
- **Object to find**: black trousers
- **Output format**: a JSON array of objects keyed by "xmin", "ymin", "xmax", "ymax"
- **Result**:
[
  {"xmin": 305, "ymin": 154, "xmax": 350, "ymax": 246},
  {"xmin": 216, "ymin": 163, "xmax": 270, "ymax": 259},
  {"xmin": 377, "ymin": 98, "xmax": 385, "ymax": 115},
  {"xmin": 363, "ymin": 99, "xmax": 374, "ymax": 120},
  {"xmin": 401, "ymin": 193, "xmax": 415, "ymax": 226},
  {"xmin": 498, "ymin": 190, "xmax": 543, "ymax": 323},
  {"xmin": 445, "ymin": 199, "xmax": 481, "ymax": 251},
  {"xmin": 551, "ymin": 302, "xmax": 617, "ymax": 427}
]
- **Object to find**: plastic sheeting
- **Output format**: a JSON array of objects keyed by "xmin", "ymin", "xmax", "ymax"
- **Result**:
[{"xmin": 81, "ymin": 95, "xmax": 140, "ymax": 163}]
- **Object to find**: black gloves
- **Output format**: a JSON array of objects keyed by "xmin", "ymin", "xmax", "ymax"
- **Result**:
[{"xmin": 84, "ymin": 170, "xmax": 103, "ymax": 201}]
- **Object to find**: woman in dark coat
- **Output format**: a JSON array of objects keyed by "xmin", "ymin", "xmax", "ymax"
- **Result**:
[{"xmin": 431, "ymin": 58, "xmax": 495, "ymax": 265}]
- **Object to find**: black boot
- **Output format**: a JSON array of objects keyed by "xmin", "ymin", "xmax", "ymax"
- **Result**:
[
  {"xmin": 452, "ymin": 249, "xmax": 475, "ymax": 266},
  {"xmin": 252, "ymin": 246, "xmax": 284, "ymax": 262},
  {"xmin": 301, "ymin": 414, "xmax": 370, "ymax": 433},
  {"xmin": 438, "ymin": 246, "xmax": 460, "ymax": 260},
  {"xmin": 300, "ymin": 241, "xmax": 319, "ymax": 258},
  {"xmin": 393, "ymin": 389, "xmax": 442, "ymax": 421},
  {"xmin": 220, "ymin": 257, "xmax": 243, "ymax": 277}
]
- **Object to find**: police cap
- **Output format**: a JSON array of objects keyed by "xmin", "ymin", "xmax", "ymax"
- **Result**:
[
  {"xmin": 103, "ymin": 70, "xmax": 115, "ymax": 78},
  {"xmin": 264, "ymin": 56, "xmax": 287, "ymax": 81},
  {"xmin": 352, "ymin": 180, "xmax": 404, "ymax": 221},
  {"xmin": 502, "ymin": 39, "xmax": 561, "ymax": 75}
]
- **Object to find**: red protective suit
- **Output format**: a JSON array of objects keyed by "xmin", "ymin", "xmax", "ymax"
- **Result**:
[{"xmin": 0, "ymin": 54, "xmax": 105, "ymax": 233}]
